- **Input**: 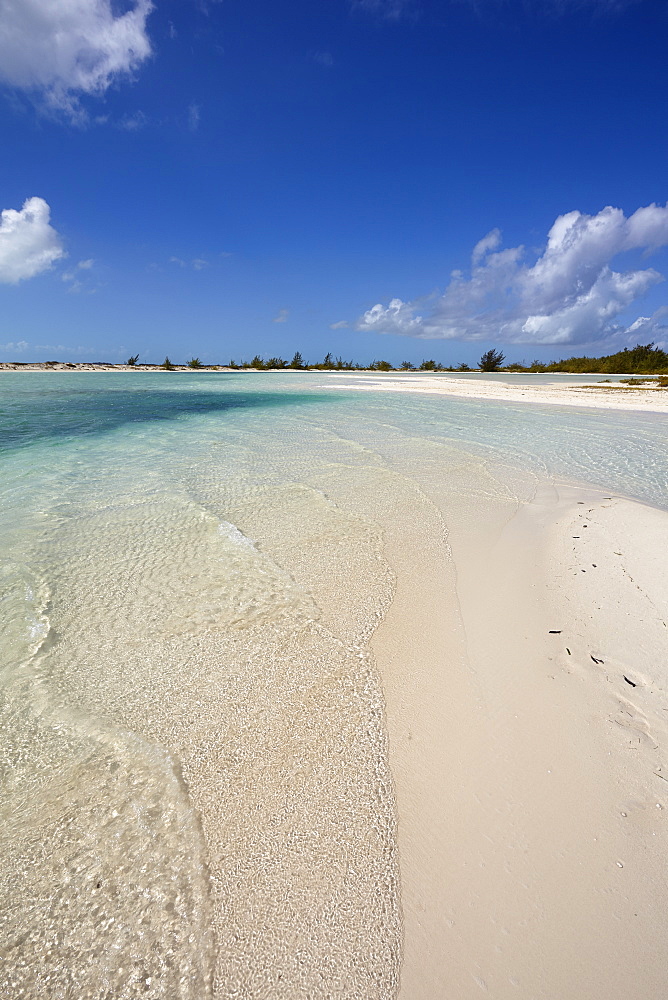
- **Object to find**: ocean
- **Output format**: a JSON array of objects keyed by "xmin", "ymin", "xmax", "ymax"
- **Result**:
[{"xmin": 1, "ymin": 371, "xmax": 667, "ymax": 998}]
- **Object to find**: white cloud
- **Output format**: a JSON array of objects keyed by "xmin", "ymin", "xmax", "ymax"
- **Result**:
[
  {"xmin": 623, "ymin": 308, "xmax": 668, "ymax": 349},
  {"xmin": 358, "ymin": 204, "xmax": 668, "ymax": 346},
  {"xmin": 0, "ymin": 197, "xmax": 65, "ymax": 284},
  {"xmin": 361, "ymin": 297, "xmax": 424, "ymax": 334},
  {"xmin": 117, "ymin": 109, "xmax": 148, "ymax": 131},
  {"xmin": 273, "ymin": 308, "xmax": 290, "ymax": 323},
  {"xmin": 311, "ymin": 51, "xmax": 334, "ymax": 68},
  {"xmin": 0, "ymin": 340, "xmax": 99, "ymax": 356},
  {"xmin": 0, "ymin": 0, "xmax": 153, "ymax": 119},
  {"xmin": 62, "ymin": 257, "xmax": 96, "ymax": 292},
  {"xmin": 330, "ymin": 320, "xmax": 349, "ymax": 329},
  {"xmin": 169, "ymin": 256, "xmax": 209, "ymax": 270},
  {"xmin": 471, "ymin": 228, "xmax": 501, "ymax": 266},
  {"xmin": 0, "ymin": 340, "xmax": 29, "ymax": 352},
  {"xmin": 63, "ymin": 258, "xmax": 94, "ymax": 279},
  {"xmin": 187, "ymin": 103, "xmax": 201, "ymax": 131},
  {"xmin": 33, "ymin": 343, "xmax": 97, "ymax": 354}
]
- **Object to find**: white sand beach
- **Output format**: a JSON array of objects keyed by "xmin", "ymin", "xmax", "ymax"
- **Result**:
[
  {"xmin": 373, "ymin": 478, "xmax": 668, "ymax": 999},
  {"xmin": 324, "ymin": 372, "xmax": 668, "ymax": 414}
]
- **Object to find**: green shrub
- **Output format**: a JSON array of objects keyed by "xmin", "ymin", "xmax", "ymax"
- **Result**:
[{"xmin": 479, "ymin": 349, "xmax": 506, "ymax": 371}]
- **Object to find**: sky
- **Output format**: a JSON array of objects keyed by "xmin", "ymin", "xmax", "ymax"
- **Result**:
[{"xmin": 1, "ymin": 0, "xmax": 668, "ymax": 367}]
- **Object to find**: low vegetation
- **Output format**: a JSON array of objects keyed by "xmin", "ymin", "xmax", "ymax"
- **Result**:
[
  {"xmin": 114, "ymin": 342, "xmax": 667, "ymax": 376},
  {"xmin": 504, "ymin": 343, "xmax": 668, "ymax": 375},
  {"xmin": 479, "ymin": 349, "xmax": 506, "ymax": 372}
]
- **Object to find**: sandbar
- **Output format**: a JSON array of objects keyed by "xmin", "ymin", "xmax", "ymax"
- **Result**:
[{"xmin": 322, "ymin": 372, "xmax": 668, "ymax": 413}]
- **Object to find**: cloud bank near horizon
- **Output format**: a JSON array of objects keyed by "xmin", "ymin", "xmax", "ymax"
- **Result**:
[
  {"xmin": 0, "ymin": 198, "xmax": 65, "ymax": 284},
  {"xmin": 357, "ymin": 204, "xmax": 668, "ymax": 347},
  {"xmin": 0, "ymin": 0, "xmax": 153, "ymax": 119}
]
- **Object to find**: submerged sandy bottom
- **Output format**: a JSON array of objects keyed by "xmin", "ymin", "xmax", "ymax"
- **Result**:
[{"xmin": 2, "ymin": 394, "xmax": 667, "ymax": 999}]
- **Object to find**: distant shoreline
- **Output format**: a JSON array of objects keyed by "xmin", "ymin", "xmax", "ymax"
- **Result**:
[
  {"xmin": 3, "ymin": 361, "xmax": 668, "ymax": 377},
  {"xmin": 0, "ymin": 362, "xmax": 241, "ymax": 372}
]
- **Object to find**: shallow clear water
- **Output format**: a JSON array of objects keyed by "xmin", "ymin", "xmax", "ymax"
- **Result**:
[{"xmin": 1, "ymin": 372, "xmax": 666, "ymax": 998}]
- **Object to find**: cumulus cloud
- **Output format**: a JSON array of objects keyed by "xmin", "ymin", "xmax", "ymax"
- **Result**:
[
  {"xmin": 0, "ymin": 197, "xmax": 65, "ymax": 284},
  {"xmin": 330, "ymin": 320, "xmax": 349, "ymax": 329},
  {"xmin": 471, "ymin": 228, "xmax": 501, "ymax": 266},
  {"xmin": 624, "ymin": 308, "xmax": 668, "ymax": 347},
  {"xmin": 273, "ymin": 308, "xmax": 290, "ymax": 323},
  {"xmin": 0, "ymin": 0, "xmax": 153, "ymax": 119},
  {"xmin": 358, "ymin": 204, "xmax": 668, "ymax": 346}
]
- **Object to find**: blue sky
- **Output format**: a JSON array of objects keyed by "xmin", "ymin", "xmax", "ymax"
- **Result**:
[{"xmin": 1, "ymin": 0, "xmax": 668, "ymax": 366}]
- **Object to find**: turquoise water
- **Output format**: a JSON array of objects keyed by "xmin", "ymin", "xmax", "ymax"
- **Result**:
[
  {"xmin": 2, "ymin": 372, "xmax": 667, "ymax": 503},
  {"xmin": 317, "ymin": 376, "xmax": 668, "ymax": 509},
  {"xmin": 1, "ymin": 372, "xmax": 666, "ymax": 999}
]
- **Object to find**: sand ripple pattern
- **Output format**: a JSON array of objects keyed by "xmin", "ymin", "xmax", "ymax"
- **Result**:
[{"xmin": 0, "ymin": 411, "xmax": 405, "ymax": 999}]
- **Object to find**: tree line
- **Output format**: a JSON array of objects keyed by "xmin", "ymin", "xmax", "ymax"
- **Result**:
[
  {"xmin": 127, "ymin": 344, "xmax": 668, "ymax": 375},
  {"xmin": 129, "ymin": 349, "xmax": 507, "ymax": 371}
]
